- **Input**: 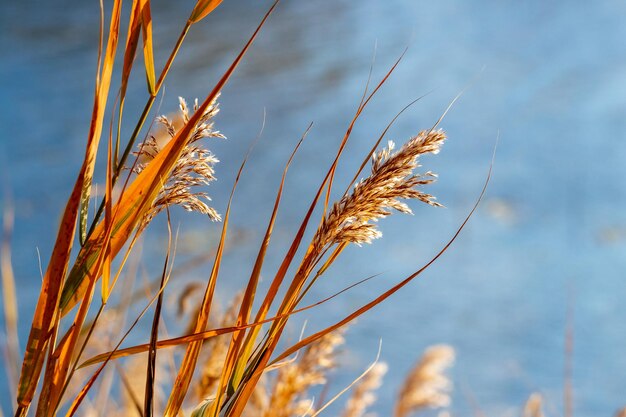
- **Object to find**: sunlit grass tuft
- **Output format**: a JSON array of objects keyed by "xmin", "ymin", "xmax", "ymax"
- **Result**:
[{"xmin": 0, "ymin": 1, "xmax": 503, "ymax": 417}]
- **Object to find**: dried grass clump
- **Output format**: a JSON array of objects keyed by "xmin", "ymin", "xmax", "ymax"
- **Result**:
[
  {"xmin": 394, "ymin": 344, "xmax": 455, "ymax": 417},
  {"xmin": 3, "ymin": 1, "xmax": 490, "ymax": 416}
]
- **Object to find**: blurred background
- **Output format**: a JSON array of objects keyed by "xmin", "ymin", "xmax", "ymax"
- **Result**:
[{"xmin": 1, "ymin": 0, "xmax": 626, "ymax": 415}]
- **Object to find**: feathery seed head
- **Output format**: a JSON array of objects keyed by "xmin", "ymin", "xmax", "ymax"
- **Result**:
[
  {"xmin": 134, "ymin": 96, "xmax": 224, "ymax": 228},
  {"xmin": 314, "ymin": 129, "xmax": 445, "ymax": 249},
  {"xmin": 523, "ymin": 393, "xmax": 545, "ymax": 417},
  {"xmin": 341, "ymin": 362, "xmax": 388, "ymax": 417},
  {"xmin": 394, "ymin": 344, "xmax": 455, "ymax": 417}
]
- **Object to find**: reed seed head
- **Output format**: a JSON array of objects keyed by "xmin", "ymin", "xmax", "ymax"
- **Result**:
[
  {"xmin": 341, "ymin": 362, "xmax": 388, "ymax": 417},
  {"xmin": 134, "ymin": 96, "xmax": 224, "ymax": 228},
  {"xmin": 394, "ymin": 344, "xmax": 455, "ymax": 417},
  {"xmin": 314, "ymin": 129, "xmax": 446, "ymax": 249},
  {"xmin": 523, "ymin": 393, "xmax": 545, "ymax": 417},
  {"xmin": 264, "ymin": 329, "xmax": 345, "ymax": 417}
]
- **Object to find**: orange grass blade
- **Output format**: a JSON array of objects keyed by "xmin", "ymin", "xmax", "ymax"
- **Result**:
[
  {"xmin": 120, "ymin": 0, "xmax": 142, "ymax": 104},
  {"xmin": 140, "ymin": 0, "xmax": 156, "ymax": 95},
  {"xmin": 15, "ymin": 1, "xmax": 123, "ymax": 412},
  {"xmin": 78, "ymin": 0, "xmax": 124, "ymax": 245},
  {"xmin": 163, "ymin": 5, "xmax": 279, "ymax": 413},
  {"xmin": 43, "ymin": 207, "xmax": 115, "ymax": 415},
  {"xmin": 207, "ymin": 130, "xmax": 306, "ymax": 414},
  {"xmin": 78, "ymin": 274, "xmax": 377, "ymax": 369},
  {"xmin": 189, "ymin": 0, "xmax": 223, "ymax": 24},
  {"xmin": 102, "ymin": 110, "xmax": 115, "ymax": 302}
]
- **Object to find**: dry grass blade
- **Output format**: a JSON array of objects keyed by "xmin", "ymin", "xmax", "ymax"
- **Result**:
[
  {"xmin": 38, "ymin": 123, "xmax": 121, "ymax": 416},
  {"xmin": 140, "ymin": 0, "xmax": 156, "ymax": 95},
  {"xmin": 161, "ymin": 7, "xmax": 284, "ymax": 403},
  {"xmin": 190, "ymin": 0, "xmax": 224, "ymax": 24},
  {"xmin": 78, "ymin": 0, "xmax": 124, "ymax": 244},
  {"xmin": 64, "ymin": 253, "xmax": 176, "ymax": 417},
  {"xmin": 163, "ymin": 127, "xmax": 252, "ymax": 415},
  {"xmin": 120, "ymin": 0, "xmax": 142, "ymax": 102},
  {"xmin": 319, "ymin": 342, "xmax": 386, "ymax": 417},
  {"xmin": 144, "ymin": 210, "xmax": 174, "ymax": 417},
  {"xmin": 337, "ymin": 362, "xmax": 387, "ymax": 417}
]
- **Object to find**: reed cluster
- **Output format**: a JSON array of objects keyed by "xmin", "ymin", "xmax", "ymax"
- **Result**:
[{"xmin": 0, "ymin": 1, "xmax": 541, "ymax": 417}]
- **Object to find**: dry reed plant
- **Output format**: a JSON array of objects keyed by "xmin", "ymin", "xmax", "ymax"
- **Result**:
[
  {"xmin": 341, "ymin": 362, "xmax": 388, "ymax": 417},
  {"xmin": 0, "ymin": 1, "xmax": 495, "ymax": 417},
  {"xmin": 261, "ymin": 329, "xmax": 345, "ymax": 417},
  {"xmin": 394, "ymin": 344, "xmax": 455, "ymax": 417},
  {"xmin": 523, "ymin": 393, "xmax": 545, "ymax": 417}
]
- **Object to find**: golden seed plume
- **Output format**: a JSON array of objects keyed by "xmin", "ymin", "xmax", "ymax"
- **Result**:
[
  {"xmin": 263, "ymin": 329, "xmax": 346, "ymax": 417},
  {"xmin": 522, "ymin": 392, "xmax": 544, "ymax": 417},
  {"xmin": 341, "ymin": 362, "xmax": 388, "ymax": 417},
  {"xmin": 522, "ymin": 393, "xmax": 545, "ymax": 417},
  {"xmin": 314, "ymin": 130, "xmax": 445, "ymax": 249},
  {"xmin": 394, "ymin": 344, "xmax": 455, "ymax": 417},
  {"xmin": 134, "ymin": 96, "xmax": 224, "ymax": 229}
]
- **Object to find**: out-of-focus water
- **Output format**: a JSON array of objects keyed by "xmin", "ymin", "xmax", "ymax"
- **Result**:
[{"xmin": 2, "ymin": 0, "xmax": 626, "ymax": 415}]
